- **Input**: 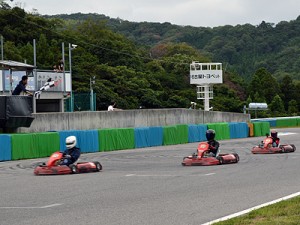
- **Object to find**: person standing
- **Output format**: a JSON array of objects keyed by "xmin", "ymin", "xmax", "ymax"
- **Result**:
[
  {"xmin": 108, "ymin": 102, "xmax": 116, "ymax": 111},
  {"xmin": 12, "ymin": 75, "xmax": 32, "ymax": 96}
]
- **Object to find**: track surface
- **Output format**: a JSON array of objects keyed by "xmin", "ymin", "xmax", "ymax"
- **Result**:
[{"xmin": 0, "ymin": 128, "xmax": 299, "ymax": 225}]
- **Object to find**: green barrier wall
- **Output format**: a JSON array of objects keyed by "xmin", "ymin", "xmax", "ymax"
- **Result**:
[
  {"xmin": 163, "ymin": 126, "xmax": 178, "ymax": 145},
  {"xmin": 99, "ymin": 128, "xmax": 135, "ymax": 151},
  {"xmin": 175, "ymin": 124, "xmax": 188, "ymax": 144},
  {"xmin": 276, "ymin": 118, "xmax": 298, "ymax": 127},
  {"xmin": 11, "ymin": 132, "xmax": 60, "ymax": 160},
  {"xmin": 207, "ymin": 123, "xmax": 230, "ymax": 140},
  {"xmin": 252, "ymin": 122, "xmax": 270, "ymax": 137},
  {"xmin": 297, "ymin": 118, "xmax": 300, "ymax": 126}
]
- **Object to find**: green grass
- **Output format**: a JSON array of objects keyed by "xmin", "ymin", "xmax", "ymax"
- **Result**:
[{"xmin": 215, "ymin": 196, "xmax": 300, "ymax": 225}]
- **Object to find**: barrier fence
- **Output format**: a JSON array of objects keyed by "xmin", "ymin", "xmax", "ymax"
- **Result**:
[{"xmin": 7, "ymin": 116, "xmax": 300, "ymax": 161}]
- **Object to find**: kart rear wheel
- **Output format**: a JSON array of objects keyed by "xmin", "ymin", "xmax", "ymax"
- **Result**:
[
  {"xmin": 69, "ymin": 164, "xmax": 78, "ymax": 174},
  {"xmin": 291, "ymin": 144, "xmax": 296, "ymax": 152},
  {"xmin": 233, "ymin": 153, "xmax": 239, "ymax": 163},
  {"xmin": 93, "ymin": 162, "xmax": 102, "ymax": 171}
]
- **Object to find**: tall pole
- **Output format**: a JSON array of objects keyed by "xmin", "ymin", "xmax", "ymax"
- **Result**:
[
  {"xmin": 90, "ymin": 77, "xmax": 93, "ymax": 111},
  {"xmin": 68, "ymin": 43, "xmax": 73, "ymax": 112},
  {"xmin": 61, "ymin": 42, "xmax": 65, "ymax": 112},
  {"xmin": 33, "ymin": 39, "xmax": 37, "ymax": 113},
  {"xmin": 1, "ymin": 35, "xmax": 3, "ymax": 94},
  {"xmin": 1, "ymin": 35, "xmax": 3, "ymax": 60},
  {"xmin": 204, "ymin": 84, "xmax": 210, "ymax": 111}
]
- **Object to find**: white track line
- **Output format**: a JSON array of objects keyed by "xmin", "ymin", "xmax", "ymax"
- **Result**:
[
  {"xmin": 0, "ymin": 203, "xmax": 63, "ymax": 209},
  {"xmin": 202, "ymin": 191, "xmax": 300, "ymax": 225},
  {"xmin": 125, "ymin": 173, "xmax": 215, "ymax": 177},
  {"xmin": 278, "ymin": 132, "xmax": 296, "ymax": 136}
]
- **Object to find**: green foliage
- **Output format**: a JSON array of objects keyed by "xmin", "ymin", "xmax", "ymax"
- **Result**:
[
  {"xmin": 288, "ymin": 100, "xmax": 298, "ymax": 115},
  {"xmin": 269, "ymin": 95, "xmax": 286, "ymax": 117},
  {"xmin": 1, "ymin": 8, "xmax": 300, "ymax": 115}
]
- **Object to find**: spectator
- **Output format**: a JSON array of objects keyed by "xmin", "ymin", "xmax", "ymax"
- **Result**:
[
  {"xmin": 12, "ymin": 75, "xmax": 32, "ymax": 96},
  {"xmin": 58, "ymin": 59, "xmax": 64, "ymax": 72},
  {"xmin": 108, "ymin": 102, "xmax": 116, "ymax": 111}
]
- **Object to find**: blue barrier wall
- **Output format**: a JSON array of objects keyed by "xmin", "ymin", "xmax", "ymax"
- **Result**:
[
  {"xmin": 134, "ymin": 127, "xmax": 150, "ymax": 148},
  {"xmin": 0, "ymin": 134, "xmax": 12, "ymax": 161},
  {"xmin": 229, "ymin": 122, "xmax": 249, "ymax": 139},
  {"xmin": 188, "ymin": 124, "xmax": 207, "ymax": 143},
  {"xmin": 58, "ymin": 130, "xmax": 99, "ymax": 153},
  {"xmin": 149, "ymin": 126, "xmax": 163, "ymax": 147}
]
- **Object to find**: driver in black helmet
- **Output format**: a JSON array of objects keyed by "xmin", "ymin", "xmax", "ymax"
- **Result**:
[
  {"xmin": 270, "ymin": 130, "xmax": 280, "ymax": 147},
  {"xmin": 206, "ymin": 129, "xmax": 220, "ymax": 157}
]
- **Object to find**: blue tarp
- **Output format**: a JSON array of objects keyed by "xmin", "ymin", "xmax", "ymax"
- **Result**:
[
  {"xmin": 149, "ymin": 126, "xmax": 163, "ymax": 147},
  {"xmin": 58, "ymin": 130, "xmax": 99, "ymax": 153},
  {"xmin": 229, "ymin": 122, "xmax": 249, "ymax": 139},
  {"xmin": 134, "ymin": 127, "xmax": 150, "ymax": 148},
  {"xmin": 0, "ymin": 134, "xmax": 11, "ymax": 161},
  {"xmin": 188, "ymin": 124, "xmax": 207, "ymax": 143}
]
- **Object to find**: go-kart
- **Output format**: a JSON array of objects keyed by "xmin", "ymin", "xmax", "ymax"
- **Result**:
[
  {"xmin": 252, "ymin": 137, "xmax": 296, "ymax": 154},
  {"xmin": 34, "ymin": 151, "xmax": 102, "ymax": 175},
  {"xmin": 182, "ymin": 142, "xmax": 239, "ymax": 166}
]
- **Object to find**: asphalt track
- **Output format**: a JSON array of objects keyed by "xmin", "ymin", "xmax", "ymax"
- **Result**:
[{"xmin": 0, "ymin": 127, "xmax": 299, "ymax": 225}]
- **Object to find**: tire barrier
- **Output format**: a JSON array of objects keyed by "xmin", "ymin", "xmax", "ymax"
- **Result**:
[
  {"xmin": 207, "ymin": 123, "xmax": 230, "ymax": 140},
  {"xmin": 58, "ymin": 130, "xmax": 99, "ymax": 153},
  {"xmin": 99, "ymin": 128, "xmax": 135, "ymax": 151},
  {"xmin": 4, "ymin": 117, "xmax": 300, "ymax": 161},
  {"xmin": 0, "ymin": 134, "xmax": 11, "ymax": 161},
  {"xmin": 11, "ymin": 132, "xmax": 60, "ymax": 160}
]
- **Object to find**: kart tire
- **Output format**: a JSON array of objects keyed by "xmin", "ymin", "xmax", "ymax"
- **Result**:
[
  {"xmin": 35, "ymin": 162, "xmax": 46, "ymax": 168},
  {"xmin": 233, "ymin": 153, "xmax": 239, "ymax": 163},
  {"xmin": 94, "ymin": 162, "xmax": 102, "ymax": 172},
  {"xmin": 69, "ymin": 164, "xmax": 78, "ymax": 174},
  {"xmin": 218, "ymin": 156, "xmax": 224, "ymax": 165},
  {"xmin": 291, "ymin": 144, "xmax": 296, "ymax": 152}
]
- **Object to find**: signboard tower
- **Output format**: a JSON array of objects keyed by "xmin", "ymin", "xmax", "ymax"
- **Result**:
[{"xmin": 190, "ymin": 62, "xmax": 223, "ymax": 111}]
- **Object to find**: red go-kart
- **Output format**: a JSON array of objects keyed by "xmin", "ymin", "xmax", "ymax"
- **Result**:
[
  {"xmin": 252, "ymin": 137, "xmax": 296, "ymax": 154},
  {"xmin": 182, "ymin": 142, "xmax": 239, "ymax": 166},
  {"xmin": 34, "ymin": 152, "xmax": 102, "ymax": 175}
]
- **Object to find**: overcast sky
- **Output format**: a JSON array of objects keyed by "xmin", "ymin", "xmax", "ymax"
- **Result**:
[{"xmin": 10, "ymin": 0, "xmax": 300, "ymax": 27}]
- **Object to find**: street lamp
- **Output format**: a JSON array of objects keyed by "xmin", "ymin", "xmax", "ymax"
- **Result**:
[{"xmin": 69, "ymin": 43, "xmax": 77, "ymax": 112}]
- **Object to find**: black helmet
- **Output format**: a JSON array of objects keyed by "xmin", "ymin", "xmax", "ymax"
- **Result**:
[
  {"xmin": 271, "ymin": 130, "xmax": 278, "ymax": 139},
  {"xmin": 206, "ymin": 129, "xmax": 215, "ymax": 141}
]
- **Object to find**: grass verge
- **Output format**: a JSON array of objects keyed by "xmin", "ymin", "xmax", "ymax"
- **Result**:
[{"xmin": 214, "ymin": 196, "xmax": 300, "ymax": 225}]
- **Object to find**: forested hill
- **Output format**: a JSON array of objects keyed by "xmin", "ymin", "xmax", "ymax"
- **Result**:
[
  {"xmin": 47, "ymin": 13, "xmax": 300, "ymax": 80},
  {"xmin": 1, "ymin": 6, "xmax": 299, "ymax": 116}
]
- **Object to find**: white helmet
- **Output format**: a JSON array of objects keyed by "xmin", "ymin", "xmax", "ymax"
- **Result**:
[{"xmin": 66, "ymin": 136, "xmax": 77, "ymax": 149}]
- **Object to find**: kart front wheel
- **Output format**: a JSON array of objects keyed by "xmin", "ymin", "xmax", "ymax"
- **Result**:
[{"xmin": 69, "ymin": 164, "xmax": 78, "ymax": 174}]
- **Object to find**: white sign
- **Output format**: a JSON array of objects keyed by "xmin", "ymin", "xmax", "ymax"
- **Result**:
[
  {"xmin": 36, "ymin": 71, "xmax": 71, "ymax": 92},
  {"xmin": 190, "ymin": 62, "xmax": 223, "ymax": 84}
]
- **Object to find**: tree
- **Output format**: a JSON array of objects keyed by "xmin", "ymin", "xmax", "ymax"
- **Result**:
[
  {"xmin": 280, "ymin": 75, "xmax": 297, "ymax": 110},
  {"xmin": 269, "ymin": 95, "xmax": 286, "ymax": 117},
  {"xmin": 288, "ymin": 100, "xmax": 298, "ymax": 115}
]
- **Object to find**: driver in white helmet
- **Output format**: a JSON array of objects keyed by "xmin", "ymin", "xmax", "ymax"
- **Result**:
[{"xmin": 60, "ymin": 136, "xmax": 81, "ymax": 166}]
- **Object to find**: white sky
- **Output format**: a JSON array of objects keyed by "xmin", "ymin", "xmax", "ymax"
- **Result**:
[{"xmin": 10, "ymin": 0, "xmax": 300, "ymax": 27}]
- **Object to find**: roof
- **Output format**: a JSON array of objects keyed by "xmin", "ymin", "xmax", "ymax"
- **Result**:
[{"xmin": 0, "ymin": 60, "xmax": 35, "ymax": 70}]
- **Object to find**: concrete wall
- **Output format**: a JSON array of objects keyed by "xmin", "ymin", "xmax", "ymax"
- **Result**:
[{"xmin": 17, "ymin": 109, "xmax": 250, "ymax": 133}]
